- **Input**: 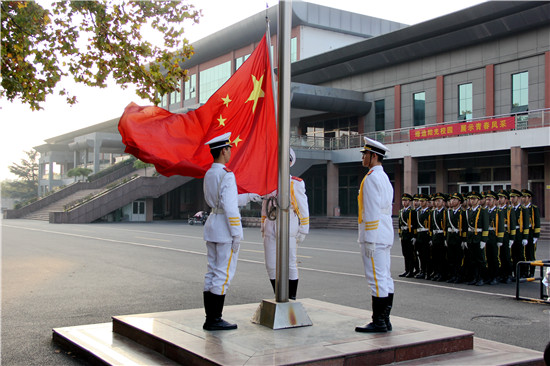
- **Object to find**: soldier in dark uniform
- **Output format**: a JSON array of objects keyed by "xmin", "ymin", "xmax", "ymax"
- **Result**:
[
  {"xmin": 430, "ymin": 192, "xmax": 447, "ymax": 281},
  {"xmin": 465, "ymin": 191, "xmax": 489, "ymax": 286},
  {"xmin": 398, "ymin": 193, "xmax": 418, "ymax": 278},
  {"xmin": 522, "ymin": 189, "xmax": 541, "ymax": 277},
  {"xmin": 485, "ymin": 191, "xmax": 504, "ymax": 285},
  {"xmin": 510, "ymin": 189, "xmax": 529, "ymax": 278},
  {"xmin": 446, "ymin": 193, "xmax": 465, "ymax": 283},
  {"xmin": 415, "ymin": 194, "xmax": 431, "ymax": 279},
  {"xmin": 497, "ymin": 190, "xmax": 515, "ymax": 283}
]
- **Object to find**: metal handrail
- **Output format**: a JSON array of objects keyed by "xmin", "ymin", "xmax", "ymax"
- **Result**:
[{"xmin": 290, "ymin": 108, "xmax": 550, "ymax": 151}]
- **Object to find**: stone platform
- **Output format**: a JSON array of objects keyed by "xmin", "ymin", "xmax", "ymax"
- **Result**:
[{"xmin": 52, "ymin": 298, "xmax": 544, "ymax": 365}]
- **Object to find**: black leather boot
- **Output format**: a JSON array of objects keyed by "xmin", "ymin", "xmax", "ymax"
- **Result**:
[
  {"xmin": 355, "ymin": 296, "xmax": 388, "ymax": 333},
  {"xmin": 202, "ymin": 293, "xmax": 237, "ymax": 331},
  {"xmin": 385, "ymin": 293, "xmax": 394, "ymax": 331},
  {"xmin": 289, "ymin": 279, "xmax": 298, "ymax": 300}
]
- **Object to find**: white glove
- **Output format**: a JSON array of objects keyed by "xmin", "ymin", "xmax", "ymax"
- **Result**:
[
  {"xmin": 296, "ymin": 232, "xmax": 306, "ymax": 244},
  {"xmin": 461, "ymin": 242, "xmax": 467, "ymax": 250},
  {"xmin": 497, "ymin": 242, "xmax": 502, "ymax": 247},
  {"xmin": 480, "ymin": 241, "xmax": 486, "ymax": 250},
  {"xmin": 444, "ymin": 240, "xmax": 448, "ymax": 247},
  {"xmin": 248, "ymin": 193, "xmax": 263, "ymax": 203},
  {"xmin": 411, "ymin": 238, "xmax": 417, "ymax": 245},
  {"xmin": 429, "ymin": 240, "xmax": 433, "ymax": 247},
  {"xmin": 533, "ymin": 238, "xmax": 538, "ymax": 244},
  {"xmin": 522, "ymin": 239, "xmax": 528, "ymax": 246},
  {"xmin": 509, "ymin": 240, "xmax": 514, "ymax": 247},
  {"xmin": 363, "ymin": 242, "xmax": 376, "ymax": 258},
  {"xmin": 231, "ymin": 236, "xmax": 240, "ymax": 253}
]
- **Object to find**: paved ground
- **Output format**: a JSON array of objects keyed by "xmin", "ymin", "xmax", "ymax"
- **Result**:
[{"xmin": 2, "ymin": 219, "xmax": 549, "ymax": 365}]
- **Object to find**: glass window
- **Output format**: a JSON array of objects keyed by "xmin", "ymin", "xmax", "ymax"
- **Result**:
[
  {"xmin": 374, "ymin": 99, "xmax": 385, "ymax": 131},
  {"xmin": 184, "ymin": 74, "xmax": 196, "ymax": 101},
  {"xmin": 512, "ymin": 71, "xmax": 528, "ymax": 112},
  {"xmin": 458, "ymin": 83, "xmax": 472, "ymax": 120},
  {"xmin": 291, "ymin": 37, "xmax": 297, "ymax": 62},
  {"xmin": 235, "ymin": 54, "xmax": 250, "ymax": 70},
  {"xmin": 199, "ymin": 61, "xmax": 231, "ymax": 104},
  {"xmin": 413, "ymin": 92, "xmax": 425, "ymax": 126}
]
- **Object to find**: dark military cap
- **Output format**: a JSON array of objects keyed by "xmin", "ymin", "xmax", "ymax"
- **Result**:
[
  {"xmin": 521, "ymin": 189, "xmax": 533, "ymax": 197},
  {"xmin": 413, "ymin": 193, "xmax": 420, "ymax": 201},
  {"xmin": 509, "ymin": 189, "xmax": 522, "ymax": 197},
  {"xmin": 433, "ymin": 192, "xmax": 446, "ymax": 201},
  {"xmin": 402, "ymin": 193, "xmax": 413, "ymax": 201},
  {"xmin": 497, "ymin": 189, "xmax": 509, "ymax": 199},
  {"xmin": 485, "ymin": 190, "xmax": 498, "ymax": 199},
  {"xmin": 450, "ymin": 192, "xmax": 464, "ymax": 203},
  {"xmin": 418, "ymin": 193, "xmax": 429, "ymax": 201},
  {"xmin": 480, "ymin": 191, "xmax": 486, "ymax": 198},
  {"xmin": 468, "ymin": 191, "xmax": 482, "ymax": 199}
]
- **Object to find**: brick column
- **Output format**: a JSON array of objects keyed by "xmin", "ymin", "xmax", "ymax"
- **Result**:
[
  {"xmin": 545, "ymin": 52, "xmax": 550, "ymax": 109},
  {"xmin": 327, "ymin": 161, "xmax": 339, "ymax": 216},
  {"xmin": 394, "ymin": 85, "xmax": 401, "ymax": 129},
  {"xmin": 510, "ymin": 146, "xmax": 528, "ymax": 190},
  {"xmin": 404, "ymin": 156, "xmax": 418, "ymax": 195},
  {"xmin": 436, "ymin": 75, "xmax": 444, "ymax": 123},
  {"xmin": 486, "ymin": 64, "xmax": 495, "ymax": 117}
]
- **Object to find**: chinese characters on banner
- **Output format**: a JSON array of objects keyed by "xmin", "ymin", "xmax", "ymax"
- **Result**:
[{"xmin": 409, "ymin": 116, "xmax": 516, "ymax": 141}]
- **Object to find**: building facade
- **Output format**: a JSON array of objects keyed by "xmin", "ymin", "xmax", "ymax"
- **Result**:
[{"xmin": 34, "ymin": 2, "xmax": 550, "ymax": 222}]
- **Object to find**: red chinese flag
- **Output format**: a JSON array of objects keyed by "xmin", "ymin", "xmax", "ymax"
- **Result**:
[{"xmin": 118, "ymin": 34, "xmax": 278, "ymax": 195}]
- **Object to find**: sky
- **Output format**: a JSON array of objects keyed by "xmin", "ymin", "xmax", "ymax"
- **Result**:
[{"xmin": 0, "ymin": 0, "xmax": 486, "ymax": 181}]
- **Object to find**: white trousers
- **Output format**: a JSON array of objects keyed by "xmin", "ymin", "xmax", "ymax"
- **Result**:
[
  {"xmin": 263, "ymin": 224, "xmax": 298, "ymax": 280},
  {"xmin": 204, "ymin": 241, "xmax": 239, "ymax": 295},
  {"xmin": 360, "ymin": 242, "xmax": 394, "ymax": 297}
]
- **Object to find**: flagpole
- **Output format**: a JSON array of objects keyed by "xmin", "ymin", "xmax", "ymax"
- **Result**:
[{"xmin": 275, "ymin": 0, "xmax": 292, "ymax": 303}]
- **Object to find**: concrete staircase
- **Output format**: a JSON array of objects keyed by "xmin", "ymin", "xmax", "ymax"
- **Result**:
[
  {"xmin": 52, "ymin": 298, "xmax": 543, "ymax": 365},
  {"xmin": 22, "ymin": 189, "xmax": 101, "ymax": 220}
]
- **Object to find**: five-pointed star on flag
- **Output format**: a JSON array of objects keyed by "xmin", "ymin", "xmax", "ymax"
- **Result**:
[
  {"xmin": 246, "ymin": 74, "xmax": 265, "ymax": 113},
  {"xmin": 222, "ymin": 95, "xmax": 231, "ymax": 107},
  {"xmin": 217, "ymin": 115, "xmax": 226, "ymax": 127},
  {"xmin": 231, "ymin": 135, "xmax": 243, "ymax": 147}
]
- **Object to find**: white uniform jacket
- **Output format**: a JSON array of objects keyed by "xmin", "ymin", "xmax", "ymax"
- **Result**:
[
  {"xmin": 203, "ymin": 163, "xmax": 243, "ymax": 243},
  {"xmin": 357, "ymin": 165, "xmax": 394, "ymax": 245},
  {"xmin": 261, "ymin": 176, "xmax": 310, "ymax": 236}
]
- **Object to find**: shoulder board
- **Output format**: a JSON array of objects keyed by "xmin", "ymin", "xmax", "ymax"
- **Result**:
[
  {"xmin": 291, "ymin": 176, "xmax": 303, "ymax": 182},
  {"xmin": 223, "ymin": 167, "xmax": 232, "ymax": 172}
]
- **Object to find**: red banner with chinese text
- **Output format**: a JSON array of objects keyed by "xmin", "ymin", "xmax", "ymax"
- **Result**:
[{"xmin": 409, "ymin": 117, "xmax": 515, "ymax": 141}]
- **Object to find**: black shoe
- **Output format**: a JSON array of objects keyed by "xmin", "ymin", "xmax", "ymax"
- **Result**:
[
  {"xmin": 437, "ymin": 276, "xmax": 447, "ymax": 282},
  {"xmin": 475, "ymin": 280, "xmax": 485, "ymax": 286},
  {"xmin": 489, "ymin": 278, "xmax": 499, "ymax": 285},
  {"xmin": 406, "ymin": 271, "xmax": 416, "ymax": 278},
  {"xmin": 398, "ymin": 271, "xmax": 409, "ymax": 277},
  {"xmin": 446, "ymin": 276, "xmax": 457, "ymax": 283},
  {"xmin": 505, "ymin": 276, "xmax": 513, "ymax": 284},
  {"xmin": 355, "ymin": 296, "xmax": 388, "ymax": 333},
  {"xmin": 203, "ymin": 318, "xmax": 237, "ymax": 331},
  {"xmin": 415, "ymin": 272, "xmax": 426, "ymax": 279},
  {"xmin": 467, "ymin": 279, "xmax": 477, "ymax": 285},
  {"xmin": 431, "ymin": 274, "xmax": 441, "ymax": 281}
]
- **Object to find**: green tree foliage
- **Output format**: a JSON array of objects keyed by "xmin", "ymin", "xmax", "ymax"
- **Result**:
[
  {"xmin": 1, "ymin": 150, "xmax": 39, "ymax": 201},
  {"xmin": 1, "ymin": 0, "xmax": 200, "ymax": 110},
  {"xmin": 133, "ymin": 159, "xmax": 154, "ymax": 175},
  {"xmin": 67, "ymin": 167, "xmax": 93, "ymax": 181}
]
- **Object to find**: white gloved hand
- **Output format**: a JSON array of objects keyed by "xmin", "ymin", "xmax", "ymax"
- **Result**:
[
  {"xmin": 411, "ymin": 238, "xmax": 417, "ymax": 245},
  {"xmin": 429, "ymin": 240, "xmax": 433, "ymax": 247},
  {"xmin": 248, "ymin": 193, "xmax": 263, "ymax": 203},
  {"xmin": 522, "ymin": 239, "xmax": 528, "ymax": 246},
  {"xmin": 509, "ymin": 240, "xmax": 514, "ymax": 247},
  {"xmin": 480, "ymin": 241, "xmax": 486, "ymax": 250},
  {"xmin": 296, "ymin": 232, "xmax": 306, "ymax": 244},
  {"xmin": 497, "ymin": 241, "xmax": 502, "ymax": 247},
  {"xmin": 444, "ymin": 240, "xmax": 448, "ymax": 247},
  {"xmin": 533, "ymin": 238, "xmax": 538, "ymax": 244},
  {"xmin": 231, "ymin": 236, "xmax": 240, "ymax": 253},
  {"xmin": 363, "ymin": 242, "xmax": 376, "ymax": 258},
  {"xmin": 461, "ymin": 242, "xmax": 468, "ymax": 250}
]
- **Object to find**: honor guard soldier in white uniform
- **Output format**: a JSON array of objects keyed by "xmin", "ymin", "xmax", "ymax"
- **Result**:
[
  {"xmin": 355, "ymin": 137, "xmax": 394, "ymax": 333},
  {"xmin": 202, "ymin": 132, "xmax": 261, "ymax": 331},
  {"xmin": 261, "ymin": 148, "xmax": 309, "ymax": 300}
]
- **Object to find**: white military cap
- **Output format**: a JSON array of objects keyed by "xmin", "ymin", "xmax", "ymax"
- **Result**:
[
  {"xmin": 359, "ymin": 136, "xmax": 390, "ymax": 156},
  {"xmin": 290, "ymin": 147, "xmax": 296, "ymax": 167},
  {"xmin": 205, "ymin": 132, "xmax": 231, "ymax": 150}
]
